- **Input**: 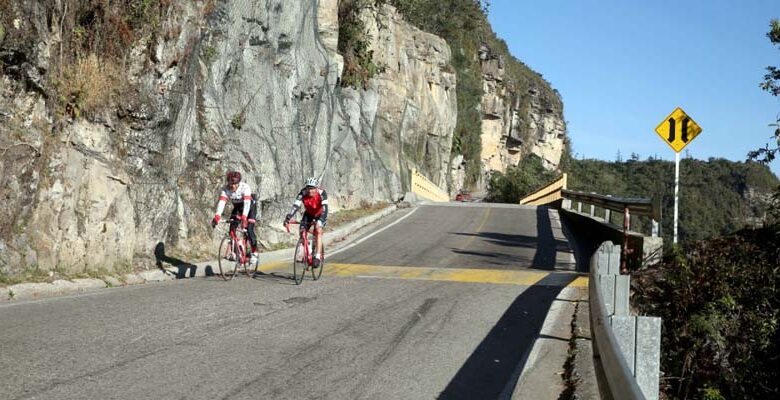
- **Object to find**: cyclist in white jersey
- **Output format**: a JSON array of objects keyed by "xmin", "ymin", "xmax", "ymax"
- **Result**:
[{"xmin": 211, "ymin": 171, "xmax": 259, "ymax": 265}]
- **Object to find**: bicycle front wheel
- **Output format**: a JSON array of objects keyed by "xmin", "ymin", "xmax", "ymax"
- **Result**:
[
  {"xmin": 238, "ymin": 239, "xmax": 252, "ymax": 277},
  {"xmin": 293, "ymin": 237, "xmax": 307, "ymax": 285},
  {"xmin": 218, "ymin": 237, "xmax": 238, "ymax": 281}
]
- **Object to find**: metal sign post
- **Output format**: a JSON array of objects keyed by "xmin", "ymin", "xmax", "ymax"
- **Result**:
[
  {"xmin": 673, "ymin": 151, "xmax": 680, "ymax": 244},
  {"xmin": 654, "ymin": 107, "xmax": 702, "ymax": 244}
]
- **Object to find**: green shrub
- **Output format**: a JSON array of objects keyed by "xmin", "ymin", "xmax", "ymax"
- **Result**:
[
  {"xmin": 485, "ymin": 155, "xmax": 557, "ymax": 203},
  {"xmin": 338, "ymin": 0, "xmax": 384, "ymax": 89},
  {"xmin": 633, "ymin": 226, "xmax": 780, "ymax": 399},
  {"xmin": 231, "ymin": 113, "xmax": 245, "ymax": 130}
]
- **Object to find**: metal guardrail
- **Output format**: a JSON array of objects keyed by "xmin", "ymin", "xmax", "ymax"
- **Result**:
[
  {"xmin": 562, "ymin": 189, "xmax": 661, "ymax": 222},
  {"xmin": 410, "ymin": 168, "xmax": 449, "ymax": 202},
  {"xmin": 591, "ymin": 242, "xmax": 660, "ymax": 400},
  {"xmin": 520, "ymin": 174, "xmax": 661, "ymax": 271}
]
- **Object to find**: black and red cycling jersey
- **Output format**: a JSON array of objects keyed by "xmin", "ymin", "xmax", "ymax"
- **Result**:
[{"xmin": 288, "ymin": 187, "xmax": 329, "ymax": 223}]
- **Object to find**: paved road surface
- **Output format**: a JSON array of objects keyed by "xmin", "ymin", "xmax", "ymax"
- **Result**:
[{"xmin": 0, "ymin": 203, "xmax": 580, "ymax": 400}]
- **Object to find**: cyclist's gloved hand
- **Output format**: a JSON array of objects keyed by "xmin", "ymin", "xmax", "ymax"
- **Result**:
[
  {"xmin": 211, "ymin": 215, "xmax": 220, "ymax": 228},
  {"xmin": 239, "ymin": 215, "xmax": 249, "ymax": 229}
]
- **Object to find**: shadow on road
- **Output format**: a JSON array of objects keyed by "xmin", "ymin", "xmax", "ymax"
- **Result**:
[
  {"xmin": 531, "ymin": 206, "xmax": 557, "ymax": 270},
  {"xmin": 251, "ymin": 270, "xmax": 299, "ymax": 286},
  {"xmin": 438, "ymin": 273, "xmax": 576, "ymax": 400},
  {"xmin": 449, "ymin": 207, "xmax": 571, "ymax": 271},
  {"xmin": 154, "ymin": 242, "xmax": 215, "ymax": 278}
]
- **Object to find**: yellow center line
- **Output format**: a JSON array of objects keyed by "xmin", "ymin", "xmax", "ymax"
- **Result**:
[
  {"xmin": 257, "ymin": 261, "xmax": 588, "ymax": 288},
  {"xmin": 438, "ymin": 207, "xmax": 492, "ymax": 267},
  {"xmin": 460, "ymin": 206, "xmax": 492, "ymax": 249}
]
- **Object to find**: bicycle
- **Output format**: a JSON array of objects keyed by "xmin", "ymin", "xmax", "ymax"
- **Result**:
[
  {"xmin": 217, "ymin": 217, "xmax": 258, "ymax": 280},
  {"xmin": 285, "ymin": 219, "xmax": 324, "ymax": 285}
]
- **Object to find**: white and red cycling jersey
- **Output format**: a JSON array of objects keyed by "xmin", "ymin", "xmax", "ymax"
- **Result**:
[{"xmin": 215, "ymin": 181, "xmax": 253, "ymax": 219}]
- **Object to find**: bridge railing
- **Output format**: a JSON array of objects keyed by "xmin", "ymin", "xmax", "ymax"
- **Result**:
[
  {"xmin": 519, "ymin": 173, "xmax": 568, "ymax": 205},
  {"xmin": 410, "ymin": 168, "xmax": 449, "ymax": 202},
  {"xmin": 520, "ymin": 174, "xmax": 662, "ymax": 270}
]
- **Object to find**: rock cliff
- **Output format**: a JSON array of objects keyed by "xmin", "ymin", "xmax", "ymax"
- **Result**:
[
  {"xmin": 0, "ymin": 0, "xmax": 563, "ymax": 275},
  {"xmin": 478, "ymin": 45, "xmax": 566, "ymax": 177}
]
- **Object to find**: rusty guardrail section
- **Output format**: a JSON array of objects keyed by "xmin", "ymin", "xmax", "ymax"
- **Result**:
[
  {"xmin": 519, "ymin": 173, "xmax": 568, "ymax": 205},
  {"xmin": 410, "ymin": 168, "xmax": 449, "ymax": 202}
]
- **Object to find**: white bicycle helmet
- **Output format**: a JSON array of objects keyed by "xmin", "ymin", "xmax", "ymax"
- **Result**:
[{"xmin": 305, "ymin": 176, "xmax": 319, "ymax": 187}]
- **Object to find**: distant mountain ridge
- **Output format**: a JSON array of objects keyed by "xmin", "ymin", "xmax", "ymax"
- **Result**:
[{"xmin": 564, "ymin": 156, "xmax": 779, "ymax": 242}]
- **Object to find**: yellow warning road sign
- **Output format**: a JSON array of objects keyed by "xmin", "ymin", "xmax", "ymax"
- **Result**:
[{"xmin": 654, "ymin": 107, "xmax": 702, "ymax": 153}]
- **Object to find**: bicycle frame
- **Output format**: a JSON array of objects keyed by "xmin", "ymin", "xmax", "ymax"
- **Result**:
[
  {"xmin": 285, "ymin": 219, "xmax": 316, "ymax": 266},
  {"xmin": 223, "ymin": 220, "xmax": 250, "ymax": 265},
  {"xmin": 285, "ymin": 219, "xmax": 324, "ymax": 284}
]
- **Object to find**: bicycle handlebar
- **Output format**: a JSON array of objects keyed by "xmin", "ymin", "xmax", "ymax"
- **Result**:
[{"xmin": 284, "ymin": 219, "xmax": 300, "ymax": 233}]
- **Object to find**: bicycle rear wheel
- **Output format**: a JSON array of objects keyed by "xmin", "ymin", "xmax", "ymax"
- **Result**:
[
  {"xmin": 293, "ymin": 237, "xmax": 307, "ymax": 285},
  {"xmin": 218, "ymin": 237, "xmax": 238, "ymax": 280},
  {"xmin": 311, "ymin": 242, "xmax": 324, "ymax": 281}
]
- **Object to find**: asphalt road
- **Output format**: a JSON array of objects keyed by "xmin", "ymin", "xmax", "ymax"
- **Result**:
[{"xmin": 0, "ymin": 203, "xmax": 579, "ymax": 400}]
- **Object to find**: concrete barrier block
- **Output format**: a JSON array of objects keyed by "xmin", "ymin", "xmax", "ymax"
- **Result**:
[
  {"xmin": 8, "ymin": 282, "xmax": 59, "ymax": 300},
  {"xmin": 614, "ymin": 275, "xmax": 630, "ymax": 316},
  {"xmin": 124, "ymin": 274, "xmax": 145, "ymax": 285},
  {"xmin": 51, "ymin": 280, "xmax": 80, "ymax": 296},
  {"xmin": 139, "ymin": 270, "xmax": 173, "ymax": 282},
  {"xmin": 636, "ymin": 317, "xmax": 661, "ymax": 400},
  {"xmin": 71, "ymin": 278, "xmax": 107, "ymax": 291},
  {"xmin": 103, "ymin": 276, "xmax": 123, "ymax": 287},
  {"xmin": 599, "ymin": 275, "xmax": 615, "ymax": 316},
  {"xmin": 607, "ymin": 245, "xmax": 621, "ymax": 275},
  {"xmin": 610, "ymin": 316, "xmax": 636, "ymax": 374}
]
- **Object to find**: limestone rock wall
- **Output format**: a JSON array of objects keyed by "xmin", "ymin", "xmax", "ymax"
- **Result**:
[
  {"xmin": 477, "ymin": 45, "xmax": 567, "ymax": 180},
  {"xmin": 0, "ymin": 0, "xmax": 456, "ymax": 274}
]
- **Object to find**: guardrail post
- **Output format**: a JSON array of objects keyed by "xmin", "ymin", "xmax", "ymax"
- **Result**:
[
  {"xmin": 605, "ymin": 209, "xmax": 611, "ymax": 224},
  {"xmin": 651, "ymin": 220, "xmax": 659, "ymax": 237},
  {"xmin": 611, "ymin": 316, "xmax": 636, "ymax": 374},
  {"xmin": 636, "ymin": 317, "xmax": 661, "ymax": 400}
]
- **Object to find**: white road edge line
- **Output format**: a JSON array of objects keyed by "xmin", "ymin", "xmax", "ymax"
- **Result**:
[{"xmin": 328, "ymin": 206, "xmax": 419, "ymax": 257}]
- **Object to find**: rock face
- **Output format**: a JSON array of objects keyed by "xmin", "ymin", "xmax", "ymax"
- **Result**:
[
  {"xmin": 0, "ymin": 1, "xmax": 459, "ymax": 274},
  {"xmin": 478, "ymin": 45, "xmax": 566, "ymax": 177}
]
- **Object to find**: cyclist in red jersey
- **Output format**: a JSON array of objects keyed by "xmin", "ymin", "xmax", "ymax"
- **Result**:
[
  {"xmin": 284, "ymin": 177, "xmax": 328, "ymax": 268},
  {"xmin": 211, "ymin": 171, "xmax": 259, "ymax": 265}
]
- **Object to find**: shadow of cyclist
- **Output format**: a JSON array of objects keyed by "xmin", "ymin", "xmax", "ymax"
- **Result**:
[
  {"xmin": 154, "ymin": 242, "xmax": 206, "ymax": 278},
  {"xmin": 251, "ymin": 270, "xmax": 300, "ymax": 286}
]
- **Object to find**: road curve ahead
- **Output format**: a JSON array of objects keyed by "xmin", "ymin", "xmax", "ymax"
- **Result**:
[{"xmin": 0, "ymin": 203, "xmax": 581, "ymax": 400}]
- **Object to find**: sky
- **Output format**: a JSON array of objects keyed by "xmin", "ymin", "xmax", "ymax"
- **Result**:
[{"xmin": 487, "ymin": 0, "xmax": 780, "ymax": 176}]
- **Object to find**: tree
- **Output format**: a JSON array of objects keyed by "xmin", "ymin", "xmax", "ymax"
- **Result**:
[{"xmin": 752, "ymin": 19, "xmax": 780, "ymax": 164}]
